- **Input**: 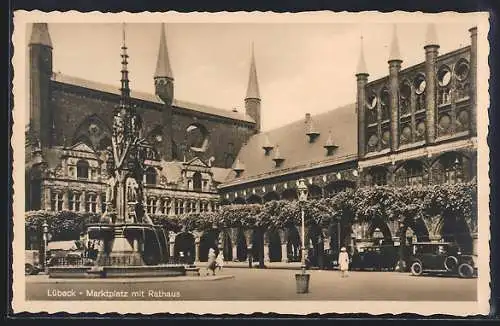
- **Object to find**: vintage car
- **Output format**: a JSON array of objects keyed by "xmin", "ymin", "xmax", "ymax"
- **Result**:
[
  {"xmin": 46, "ymin": 240, "xmax": 88, "ymax": 267},
  {"xmin": 409, "ymin": 242, "xmax": 476, "ymax": 278},
  {"xmin": 25, "ymin": 250, "xmax": 42, "ymax": 275},
  {"xmin": 350, "ymin": 244, "xmax": 399, "ymax": 271}
]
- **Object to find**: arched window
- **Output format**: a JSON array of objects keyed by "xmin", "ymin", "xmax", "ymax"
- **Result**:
[
  {"xmin": 366, "ymin": 166, "xmax": 388, "ymax": 186},
  {"xmin": 145, "ymin": 167, "xmax": 157, "ymax": 185},
  {"xmin": 396, "ymin": 160, "xmax": 425, "ymax": 186},
  {"xmin": 193, "ymin": 172, "xmax": 202, "ymax": 191},
  {"xmin": 76, "ymin": 160, "xmax": 89, "ymax": 180}
]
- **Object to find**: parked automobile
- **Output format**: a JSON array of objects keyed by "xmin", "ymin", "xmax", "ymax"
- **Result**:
[
  {"xmin": 350, "ymin": 244, "xmax": 398, "ymax": 271},
  {"xmin": 25, "ymin": 250, "xmax": 42, "ymax": 275},
  {"xmin": 409, "ymin": 242, "xmax": 476, "ymax": 278},
  {"xmin": 46, "ymin": 240, "xmax": 87, "ymax": 267}
]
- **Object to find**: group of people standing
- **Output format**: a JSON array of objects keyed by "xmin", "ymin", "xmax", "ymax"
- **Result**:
[{"xmin": 206, "ymin": 248, "xmax": 224, "ymax": 276}]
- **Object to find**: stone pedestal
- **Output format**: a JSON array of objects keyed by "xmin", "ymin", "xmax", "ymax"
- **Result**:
[{"xmin": 97, "ymin": 226, "xmax": 144, "ymax": 266}]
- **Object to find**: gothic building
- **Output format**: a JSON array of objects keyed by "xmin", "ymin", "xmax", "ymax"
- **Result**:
[
  {"xmin": 218, "ymin": 24, "xmax": 478, "ymax": 266},
  {"xmin": 25, "ymin": 23, "xmax": 478, "ymax": 267},
  {"xmin": 25, "ymin": 23, "xmax": 261, "ymax": 220}
]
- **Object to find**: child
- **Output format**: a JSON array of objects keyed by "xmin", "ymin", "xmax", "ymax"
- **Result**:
[{"xmin": 216, "ymin": 252, "xmax": 224, "ymax": 271}]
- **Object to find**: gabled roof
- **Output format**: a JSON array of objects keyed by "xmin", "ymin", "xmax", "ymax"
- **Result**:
[
  {"xmin": 221, "ymin": 103, "xmax": 358, "ymax": 187},
  {"xmin": 50, "ymin": 72, "xmax": 255, "ymax": 123}
]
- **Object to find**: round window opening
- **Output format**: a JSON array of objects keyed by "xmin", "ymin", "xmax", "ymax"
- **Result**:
[
  {"xmin": 368, "ymin": 134, "xmax": 379, "ymax": 147},
  {"xmin": 437, "ymin": 66, "xmax": 452, "ymax": 87},
  {"xmin": 186, "ymin": 124, "xmax": 209, "ymax": 152},
  {"xmin": 414, "ymin": 75, "xmax": 426, "ymax": 95},
  {"xmin": 455, "ymin": 60, "xmax": 470, "ymax": 81}
]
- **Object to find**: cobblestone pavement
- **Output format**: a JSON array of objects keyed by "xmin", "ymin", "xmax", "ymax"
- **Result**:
[{"xmin": 26, "ymin": 268, "xmax": 477, "ymax": 301}]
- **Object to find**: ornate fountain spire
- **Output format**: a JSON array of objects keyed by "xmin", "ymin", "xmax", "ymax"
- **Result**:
[{"xmin": 120, "ymin": 23, "xmax": 131, "ymax": 104}]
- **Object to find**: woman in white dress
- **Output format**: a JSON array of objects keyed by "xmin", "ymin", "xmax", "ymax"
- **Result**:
[
  {"xmin": 216, "ymin": 252, "xmax": 224, "ymax": 271},
  {"xmin": 338, "ymin": 247, "xmax": 350, "ymax": 278}
]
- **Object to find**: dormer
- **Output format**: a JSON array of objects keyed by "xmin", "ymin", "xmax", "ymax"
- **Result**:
[
  {"xmin": 262, "ymin": 134, "xmax": 274, "ymax": 155},
  {"xmin": 272, "ymin": 145, "xmax": 285, "ymax": 167},
  {"xmin": 232, "ymin": 159, "xmax": 245, "ymax": 177},
  {"xmin": 324, "ymin": 131, "xmax": 338, "ymax": 156},
  {"xmin": 305, "ymin": 113, "xmax": 320, "ymax": 142}
]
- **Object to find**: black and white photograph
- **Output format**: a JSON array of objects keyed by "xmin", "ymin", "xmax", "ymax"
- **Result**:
[{"xmin": 12, "ymin": 11, "xmax": 490, "ymax": 315}]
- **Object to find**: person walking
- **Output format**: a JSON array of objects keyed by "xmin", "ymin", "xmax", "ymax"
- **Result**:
[
  {"xmin": 338, "ymin": 247, "xmax": 350, "ymax": 278},
  {"xmin": 216, "ymin": 251, "xmax": 224, "ymax": 271},
  {"xmin": 206, "ymin": 248, "xmax": 217, "ymax": 276}
]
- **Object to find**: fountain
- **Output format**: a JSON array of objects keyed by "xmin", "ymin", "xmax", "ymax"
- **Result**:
[{"xmin": 48, "ymin": 25, "xmax": 190, "ymax": 278}]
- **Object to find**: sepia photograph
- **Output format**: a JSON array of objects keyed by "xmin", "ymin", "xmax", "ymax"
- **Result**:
[{"xmin": 11, "ymin": 11, "xmax": 490, "ymax": 315}]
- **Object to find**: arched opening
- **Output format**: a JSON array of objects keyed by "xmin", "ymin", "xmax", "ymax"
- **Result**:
[
  {"xmin": 438, "ymin": 216, "xmax": 473, "ymax": 255},
  {"xmin": 306, "ymin": 224, "xmax": 325, "ymax": 268},
  {"xmin": 186, "ymin": 124, "xmax": 208, "ymax": 152},
  {"xmin": 192, "ymin": 172, "xmax": 202, "ymax": 191},
  {"xmin": 251, "ymin": 229, "xmax": 264, "ymax": 265},
  {"xmin": 367, "ymin": 219, "xmax": 393, "ymax": 245},
  {"xmin": 365, "ymin": 166, "xmax": 388, "ymax": 186},
  {"xmin": 329, "ymin": 222, "xmax": 354, "ymax": 257},
  {"xmin": 221, "ymin": 230, "xmax": 233, "ymax": 261},
  {"xmin": 263, "ymin": 191, "xmax": 280, "ymax": 203},
  {"xmin": 236, "ymin": 228, "xmax": 247, "ymax": 262},
  {"xmin": 76, "ymin": 160, "xmax": 90, "ymax": 180},
  {"xmin": 267, "ymin": 229, "xmax": 282, "ymax": 262},
  {"xmin": 399, "ymin": 218, "xmax": 430, "ymax": 265},
  {"xmin": 431, "ymin": 152, "xmax": 469, "ymax": 184},
  {"xmin": 287, "ymin": 226, "xmax": 301, "ymax": 262},
  {"xmin": 395, "ymin": 160, "xmax": 426, "ymax": 186},
  {"xmin": 307, "ymin": 184, "xmax": 323, "ymax": 199},
  {"xmin": 324, "ymin": 180, "xmax": 356, "ymax": 197},
  {"xmin": 199, "ymin": 229, "xmax": 219, "ymax": 262},
  {"xmin": 281, "ymin": 188, "xmax": 298, "ymax": 201},
  {"xmin": 233, "ymin": 197, "xmax": 246, "ymax": 205},
  {"xmin": 174, "ymin": 232, "xmax": 195, "ymax": 264},
  {"xmin": 145, "ymin": 167, "xmax": 157, "ymax": 185},
  {"xmin": 246, "ymin": 195, "xmax": 262, "ymax": 204}
]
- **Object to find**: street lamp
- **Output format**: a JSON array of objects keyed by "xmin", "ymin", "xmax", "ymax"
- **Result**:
[
  {"xmin": 42, "ymin": 221, "xmax": 49, "ymax": 273},
  {"xmin": 296, "ymin": 178, "xmax": 309, "ymax": 274}
]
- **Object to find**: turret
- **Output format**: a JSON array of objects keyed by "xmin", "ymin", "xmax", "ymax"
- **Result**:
[
  {"xmin": 424, "ymin": 23, "xmax": 440, "ymax": 144},
  {"xmin": 245, "ymin": 43, "xmax": 261, "ymax": 133},
  {"xmin": 154, "ymin": 23, "xmax": 174, "ymax": 106},
  {"xmin": 388, "ymin": 25, "xmax": 402, "ymax": 151},
  {"xmin": 356, "ymin": 36, "xmax": 369, "ymax": 158},
  {"xmin": 29, "ymin": 23, "xmax": 53, "ymax": 148}
]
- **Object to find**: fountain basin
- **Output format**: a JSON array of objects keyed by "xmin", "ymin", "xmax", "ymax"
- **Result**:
[{"xmin": 49, "ymin": 264, "xmax": 188, "ymax": 279}]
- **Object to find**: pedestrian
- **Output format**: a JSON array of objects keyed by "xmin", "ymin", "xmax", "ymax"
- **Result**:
[
  {"xmin": 206, "ymin": 248, "xmax": 217, "ymax": 276},
  {"xmin": 216, "ymin": 251, "xmax": 224, "ymax": 271},
  {"xmin": 338, "ymin": 247, "xmax": 350, "ymax": 278}
]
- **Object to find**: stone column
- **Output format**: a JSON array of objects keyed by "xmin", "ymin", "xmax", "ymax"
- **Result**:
[
  {"xmin": 263, "ymin": 242, "xmax": 270, "ymax": 263},
  {"xmin": 44, "ymin": 186, "xmax": 51, "ymax": 210},
  {"xmin": 232, "ymin": 244, "xmax": 238, "ymax": 262},
  {"xmin": 80, "ymin": 191, "xmax": 86, "ymax": 212},
  {"xmin": 60, "ymin": 190, "xmax": 67, "ymax": 210},
  {"xmin": 469, "ymin": 27, "xmax": 477, "ymax": 136},
  {"xmin": 356, "ymin": 73, "xmax": 369, "ymax": 158},
  {"xmin": 168, "ymin": 232, "xmax": 176, "ymax": 260},
  {"xmin": 169, "ymin": 199, "xmax": 175, "ymax": 216},
  {"xmin": 195, "ymin": 235, "xmax": 200, "ymax": 263},
  {"xmin": 281, "ymin": 243, "xmax": 288, "ymax": 263},
  {"xmin": 96, "ymin": 192, "xmax": 102, "ymax": 213},
  {"xmin": 389, "ymin": 58, "xmax": 402, "ymax": 151},
  {"xmin": 155, "ymin": 197, "xmax": 162, "ymax": 214},
  {"xmin": 424, "ymin": 42, "xmax": 439, "ymax": 144}
]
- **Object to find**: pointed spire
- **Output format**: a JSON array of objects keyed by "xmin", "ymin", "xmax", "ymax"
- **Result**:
[
  {"xmin": 356, "ymin": 36, "xmax": 368, "ymax": 75},
  {"xmin": 120, "ymin": 23, "xmax": 131, "ymax": 102},
  {"xmin": 388, "ymin": 25, "xmax": 402, "ymax": 62},
  {"xmin": 245, "ymin": 42, "xmax": 260, "ymax": 100},
  {"xmin": 154, "ymin": 23, "xmax": 174, "ymax": 79},
  {"xmin": 30, "ymin": 23, "xmax": 53, "ymax": 48},
  {"xmin": 425, "ymin": 23, "xmax": 440, "ymax": 48}
]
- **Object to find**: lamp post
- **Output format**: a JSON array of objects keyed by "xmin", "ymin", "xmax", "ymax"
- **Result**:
[
  {"xmin": 297, "ymin": 178, "xmax": 309, "ymax": 274},
  {"xmin": 397, "ymin": 220, "xmax": 405, "ymax": 272},
  {"xmin": 42, "ymin": 221, "xmax": 49, "ymax": 273}
]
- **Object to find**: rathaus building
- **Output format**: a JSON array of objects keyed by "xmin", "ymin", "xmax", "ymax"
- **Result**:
[{"xmin": 25, "ymin": 23, "xmax": 478, "ymax": 266}]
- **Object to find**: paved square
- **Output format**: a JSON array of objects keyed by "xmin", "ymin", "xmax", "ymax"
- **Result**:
[{"xmin": 26, "ymin": 268, "xmax": 477, "ymax": 301}]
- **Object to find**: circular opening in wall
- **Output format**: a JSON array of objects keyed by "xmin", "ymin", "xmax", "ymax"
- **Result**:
[
  {"xmin": 414, "ymin": 74, "xmax": 426, "ymax": 95},
  {"xmin": 458, "ymin": 110, "xmax": 470, "ymax": 126},
  {"xmin": 416, "ymin": 121, "xmax": 426, "ymax": 136},
  {"xmin": 439, "ymin": 114, "xmax": 452, "ymax": 131},
  {"xmin": 367, "ymin": 94, "xmax": 378, "ymax": 109},
  {"xmin": 455, "ymin": 60, "xmax": 470, "ymax": 81},
  {"xmin": 437, "ymin": 66, "xmax": 452, "ymax": 87},
  {"xmin": 186, "ymin": 124, "xmax": 209, "ymax": 152},
  {"xmin": 368, "ymin": 134, "xmax": 379, "ymax": 147}
]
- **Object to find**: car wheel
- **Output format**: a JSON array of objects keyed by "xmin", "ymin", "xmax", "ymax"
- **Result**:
[
  {"xmin": 458, "ymin": 263, "xmax": 474, "ymax": 278},
  {"xmin": 410, "ymin": 261, "xmax": 423, "ymax": 276},
  {"xmin": 444, "ymin": 256, "xmax": 459, "ymax": 271},
  {"xmin": 25, "ymin": 264, "xmax": 34, "ymax": 275}
]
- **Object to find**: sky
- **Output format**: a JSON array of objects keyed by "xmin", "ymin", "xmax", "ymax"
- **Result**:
[{"xmin": 26, "ymin": 20, "xmax": 476, "ymax": 131}]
